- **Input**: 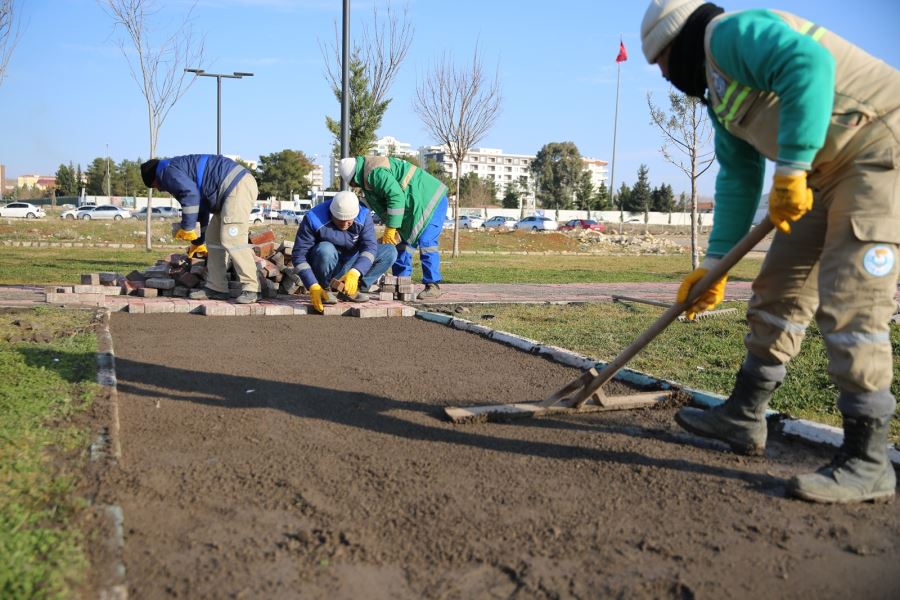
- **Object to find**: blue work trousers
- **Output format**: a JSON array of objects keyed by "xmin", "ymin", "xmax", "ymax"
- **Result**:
[{"xmin": 393, "ymin": 195, "xmax": 448, "ymax": 284}]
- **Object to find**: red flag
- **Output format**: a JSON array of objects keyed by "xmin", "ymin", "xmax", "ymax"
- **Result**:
[{"xmin": 615, "ymin": 40, "xmax": 628, "ymax": 63}]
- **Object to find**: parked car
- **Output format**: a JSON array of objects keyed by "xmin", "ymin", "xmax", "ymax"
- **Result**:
[
  {"xmin": 282, "ymin": 209, "xmax": 307, "ymax": 225},
  {"xmin": 483, "ymin": 215, "xmax": 517, "ymax": 229},
  {"xmin": 249, "ymin": 207, "xmax": 265, "ymax": 224},
  {"xmin": 514, "ymin": 215, "xmax": 558, "ymax": 231},
  {"xmin": 458, "ymin": 215, "xmax": 485, "ymax": 229},
  {"xmin": 263, "ymin": 208, "xmax": 280, "ymax": 220},
  {"xmin": 61, "ymin": 204, "xmax": 96, "ymax": 219},
  {"xmin": 442, "ymin": 217, "xmax": 455, "ymax": 230},
  {"xmin": 0, "ymin": 202, "xmax": 46, "ymax": 219},
  {"xmin": 134, "ymin": 206, "xmax": 180, "ymax": 219},
  {"xmin": 559, "ymin": 218, "xmax": 606, "ymax": 232},
  {"xmin": 77, "ymin": 204, "xmax": 132, "ymax": 220}
]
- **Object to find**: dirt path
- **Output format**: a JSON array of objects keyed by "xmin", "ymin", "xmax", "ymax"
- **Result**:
[{"xmin": 98, "ymin": 314, "xmax": 900, "ymax": 599}]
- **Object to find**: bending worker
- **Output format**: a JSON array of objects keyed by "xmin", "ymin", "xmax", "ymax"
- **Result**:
[
  {"xmin": 339, "ymin": 156, "xmax": 448, "ymax": 300},
  {"xmin": 641, "ymin": 0, "xmax": 899, "ymax": 503},
  {"xmin": 141, "ymin": 155, "xmax": 259, "ymax": 304},
  {"xmin": 290, "ymin": 190, "xmax": 397, "ymax": 314}
]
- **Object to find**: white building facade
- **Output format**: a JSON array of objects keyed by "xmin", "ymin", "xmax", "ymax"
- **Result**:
[{"xmin": 419, "ymin": 146, "xmax": 536, "ymax": 205}]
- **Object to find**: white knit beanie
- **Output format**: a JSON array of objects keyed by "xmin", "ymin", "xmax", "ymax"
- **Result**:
[
  {"xmin": 338, "ymin": 157, "xmax": 357, "ymax": 184},
  {"xmin": 641, "ymin": 0, "xmax": 705, "ymax": 63},
  {"xmin": 330, "ymin": 190, "xmax": 360, "ymax": 221}
]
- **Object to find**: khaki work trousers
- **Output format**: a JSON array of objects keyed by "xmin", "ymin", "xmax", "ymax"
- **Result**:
[
  {"xmin": 745, "ymin": 110, "xmax": 900, "ymax": 418},
  {"xmin": 204, "ymin": 175, "xmax": 259, "ymax": 293}
]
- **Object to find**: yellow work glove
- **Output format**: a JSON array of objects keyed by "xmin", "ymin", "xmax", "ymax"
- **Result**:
[
  {"xmin": 676, "ymin": 257, "xmax": 727, "ymax": 321},
  {"xmin": 769, "ymin": 169, "xmax": 813, "ymax": 234},
  {"xmin": 381, "ymin": 227, "xmax": 398, "ymax": 245},
  {"xmin": 339, "ymin": 268, "xmax": 361, "ymax": 297},
  {"xmin": 308, "ymin": 283, "xmax": 329, "ymax": 314},
  {"xmin": 174, "ymin": 228, "xmax": 199, "ymax": 242},
  {"xmin": 187, "ymin": 243, "xmax": 207, "ymax": 258}
]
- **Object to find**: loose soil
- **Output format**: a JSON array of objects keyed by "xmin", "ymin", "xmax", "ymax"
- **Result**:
[{"xmin": 95, "ymin": 314, "xmax": 900, "ymax": 599}]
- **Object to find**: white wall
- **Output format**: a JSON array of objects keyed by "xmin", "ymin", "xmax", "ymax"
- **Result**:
[{"xmin": 449, "ymin": 207, "xmax": 718, "ymax": 227}]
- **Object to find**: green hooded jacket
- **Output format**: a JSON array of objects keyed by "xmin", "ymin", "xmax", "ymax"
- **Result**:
[{"xmin": 350, "ymin": 156, "xmax": 447, "ymax": 244}]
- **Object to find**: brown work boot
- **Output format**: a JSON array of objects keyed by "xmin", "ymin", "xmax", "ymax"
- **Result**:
[
  {"xmin": 339, "ymin": 291, "xmax": 370, "ymax": 303},
  {"xmin": 189, "ymin": 286, "xmax": 230, "ymax": 301},
  {"xmin": 674, "ymin": 369, "xmax": 779, "ymax": 455},
  {"xmin": 417, "ymin": 283, "xmax": 442, "ymax": 300}
]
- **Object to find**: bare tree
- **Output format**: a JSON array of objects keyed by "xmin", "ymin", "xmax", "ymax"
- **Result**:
[
  {"xmin": 415, "ymin": 46, "xmax": 501, "ymax": 257},
  {"xmin": 648, "ymin": 88, "xmax": 715, "ymax": 268},
  {"xmin": 101, "ymin": 0, "xmax": 204, "ymax": 251},
  {"xmin": 0, "ymin": 0, "xmax": 22, "ymax": 87},
  {"xmin": 320, "ymin": 1, "xmax": 413, "ymax": 155}
]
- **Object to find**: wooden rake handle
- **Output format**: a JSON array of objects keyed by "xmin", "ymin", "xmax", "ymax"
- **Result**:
[{"xmin": 541, "ymin": 219, "xmax": 775, "ymax": 408}]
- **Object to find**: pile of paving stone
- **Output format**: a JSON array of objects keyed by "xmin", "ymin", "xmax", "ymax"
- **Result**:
[
  {"xmin": 572, "ymin": 230, "xmax": 686, "ymax": 255},
  {"xmin": 48, "ymin": 227, "xmax": 416, "ymax": 303}
]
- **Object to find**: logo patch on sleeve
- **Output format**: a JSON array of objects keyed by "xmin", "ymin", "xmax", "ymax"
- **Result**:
[{"xmin": 863, "ymin": 245, "xmax": 895, "ymax": 277}]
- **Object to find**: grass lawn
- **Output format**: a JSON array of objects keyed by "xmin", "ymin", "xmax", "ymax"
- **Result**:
[
  {"xmin": 0, "ymin": 306, "xmax": 99, "ymax": 598},
  {"xmin": 450, "ymin": 302, "xmax": 900, "ymax": 442}
]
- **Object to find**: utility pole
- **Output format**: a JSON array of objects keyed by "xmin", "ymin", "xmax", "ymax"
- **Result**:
[
  {"xmin": 106, "ymin": 143, "xmax": 111, "ymax": 202},
  {"xmin": 340, "ymin": 0, "xmax": 350, "ymax": 190}
]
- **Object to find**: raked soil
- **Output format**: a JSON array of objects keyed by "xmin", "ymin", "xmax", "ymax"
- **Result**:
[{"xmin": 93, "ymin": 313, "xmax": 900, "ymax": 599}]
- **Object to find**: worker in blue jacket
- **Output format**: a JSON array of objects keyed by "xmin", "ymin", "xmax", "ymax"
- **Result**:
[
  {"xmin": 291, "ymin": 191, "xmax": 397, "ymax": 313},
  {"xmin": 141, "ymin": 155, "xmax": 259, "ymax": 304}
]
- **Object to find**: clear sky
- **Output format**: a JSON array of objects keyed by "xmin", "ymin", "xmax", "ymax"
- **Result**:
[{"xmin": 1, "ymin": 0, "xmax": 898, "ymax": 196}]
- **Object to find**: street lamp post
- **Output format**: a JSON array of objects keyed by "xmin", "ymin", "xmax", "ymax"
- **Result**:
[{"xmin": 184, "ymin": 69, "xmax": 255, "ymax": 155}]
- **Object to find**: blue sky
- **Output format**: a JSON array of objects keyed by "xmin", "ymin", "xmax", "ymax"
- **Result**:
[{"xmin": 1, "ymin": 0, "xmax": 898, "ymax": 196}]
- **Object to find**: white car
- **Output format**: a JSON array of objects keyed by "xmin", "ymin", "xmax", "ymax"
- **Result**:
[
  {"xmin": 77, "ymin": 204, "xmax": 132, "ymax": 220},
  {"xmin": 249, "ymin": 207, "xmax": 265, "ymax": 224},
  {"xmin": 0, "ymin": 202, "xmax": 46, "ymax": 219},
  {"xmin": 514, "ymin": 215, "xmax": 558, "ymax": 231},
  {"xmin": 62, "ymin": 205, "xmax": 95, "ymax": 219},
  {"xmin": 458, "ymin": 215, "xmax": 485, "ymax": 229},
  {"xmin": 483, "ymin": 215, "xmax": 517, "ymax": 229}
]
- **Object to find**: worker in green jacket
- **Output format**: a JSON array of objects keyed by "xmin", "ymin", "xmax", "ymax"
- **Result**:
[
  {"xmin": 339, "ymin": 156, "xmax": 448, "ymax": 300},
  {"xmin": 642, "ymin": 0, "xmax": 899, "ymax": 504}
]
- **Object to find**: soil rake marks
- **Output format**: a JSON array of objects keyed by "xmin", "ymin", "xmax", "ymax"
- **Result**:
[{"xmin": 445, "ymin": 220, "xmax": 775, "ymax": 424}]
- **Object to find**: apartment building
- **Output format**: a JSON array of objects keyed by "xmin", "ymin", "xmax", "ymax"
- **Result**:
[
  {"xmin": 306, "ymin": 164, "xmax": 324, "ymax": 191},
  {"xmin": 419, "ymin": 146, "xmax": 536, "ymax": 203},
  {"xmin": 582, "ymin": 158, "xmax": 609, "ymax": 190}
]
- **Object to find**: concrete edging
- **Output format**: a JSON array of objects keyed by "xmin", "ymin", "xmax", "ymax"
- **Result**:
[{"xmin": 415, "ymin": 310, "xmax": 900, "ymax": 467}]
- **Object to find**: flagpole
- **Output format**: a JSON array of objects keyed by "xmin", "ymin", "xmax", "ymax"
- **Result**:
[{"xmin": 611, "ymin": 57, "xmax": 622, "ymax": 234}]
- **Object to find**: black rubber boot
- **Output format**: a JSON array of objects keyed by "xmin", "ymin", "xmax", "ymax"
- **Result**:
[
  {"xmin": 674, "ymin": 369, "xmax": 780, "ymax": 455},
  {"xmin": 789, "ymin": 415, "xmax": 896, "ymax": 504}
]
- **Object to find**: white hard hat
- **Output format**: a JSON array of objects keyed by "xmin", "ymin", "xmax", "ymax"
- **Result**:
[
  {"xmin": 330, "ymin": 190, "xmax": 360, "ymax": 221},
  {"xmin": 641, "ymin": 0, "xmax": 704, "ymax": 63},
  {"xmin": 339, "ymin": 157, "xmax": 357, "ymax": 184}
]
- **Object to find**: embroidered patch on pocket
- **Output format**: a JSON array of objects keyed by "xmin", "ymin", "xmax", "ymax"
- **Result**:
[
  {"xmin": 227, "ymin": 225, "xmax": 240, "ymax": 238},
  {"xmin": 863, "ymin": 245, "xmax": 895, "ymax": 277}
]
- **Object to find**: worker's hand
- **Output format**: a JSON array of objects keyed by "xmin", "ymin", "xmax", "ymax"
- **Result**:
[
  {"xmin": 381, "ymin": 227, "xmax": 398, "ymax": 245},
  {"xmin": 308, "ymin": 283, "xmax": 328, "ymax": 314},
  {"xmin": 769, "ymin": 169, "xmax": 813, "ymax": 234},
  {"xmin": 676, "ymin": 258, "xmax": 728, "ymax": 320},
  {"xmin": 339, "ymin": 268, "xmax": 361, "ymax": 297},
  {"xmin": 174, "ymin": 228, "xmax": 199, "ymax": 242},
  {"xmin": 187, "ymin": 243, "xmax": 207, "ymax": 259}
]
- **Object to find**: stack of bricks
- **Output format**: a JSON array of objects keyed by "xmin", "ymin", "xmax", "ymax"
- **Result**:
[
  {"xmin": 377, "ymin": 275, "xmax": 415, "ymax": 301},
  {"xmin": 47, "ymin": 228, "xmax": 305, "ymax": 303}
]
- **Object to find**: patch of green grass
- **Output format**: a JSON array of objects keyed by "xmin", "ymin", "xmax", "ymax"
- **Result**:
[
  {"xmin": 0, "ymin": 307, "xmax": 99, "ymax": 598},
  {"xmin": 457, "ymin": 303, "xmax": 900, "ymax": 441},
  {"xmin": 0, "ymin": 247, "xmax": 157, "ymax": 285}
]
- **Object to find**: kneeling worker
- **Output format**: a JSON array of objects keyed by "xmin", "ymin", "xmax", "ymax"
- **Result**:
[
  {"xmin": 141, "ymin": 155, "xmax": 260, "ymax": 304},
  {"xmin": 291, "ymin": 190, "xmax": 397, "ymax": 314}
]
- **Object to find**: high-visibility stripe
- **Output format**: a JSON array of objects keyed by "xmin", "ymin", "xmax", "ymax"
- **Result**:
[
  {"xmin": 182, "ymin": 205, "xmax": 200, "ymax": 215},
  {"xmin": 825, "ymin": 330, "xmax": 890, "ymax": 347},
  {"xmin": 360, "ymin": 251, "xmax": 375, "ymax": 262},
  {"xmin": 723, "ymin": 86, "xmax": 752, "ymax": 125},
  {"xmin": 297, "ymin": 262, "xmax": 312, "ymax": 272},
  {"xmin": 408, "ymin": 186, "xmax": 447, "ymax": 243},
  {"xmin": 218, "ymin": 165, "xmax": 245, "ymax": 198},
  {"xmin": 399, "ymin": 165, "xmax": 417, "ymax": 190},
  {"xmin": 810, "ymin": 26, "xmax": 826, "ymax": 42},
  {"xmin": 387, "ymin": 208, "xmax": 405, "ymax": 216},
  {"xmin": 748, "ymin": 308, "xmax": 807, "ymax": 335},
  {"xmin": 798, "ymin": 21, "xmax": 814, "ymax": 35},
  {"xmin": 419, "ymin": 246, "xmax": 439, "ymax": 254},
  {"xmin": 714, "ymin": 81, "xmax": 738, "ymax": 114}
]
